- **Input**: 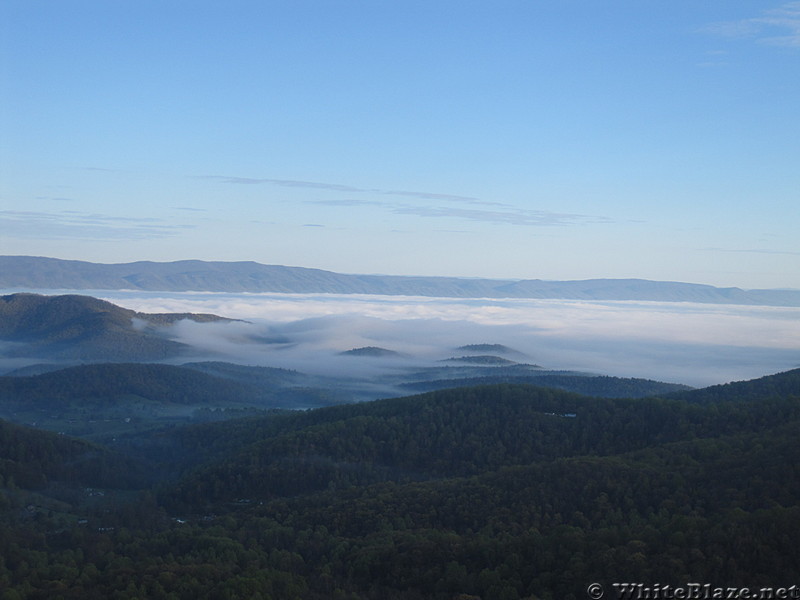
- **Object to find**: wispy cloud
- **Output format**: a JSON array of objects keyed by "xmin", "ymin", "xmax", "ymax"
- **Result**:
[
  {"xmin": 695, "ymin": 50, "xmax": 730, "ymax": 69},
  {"xmin": 201, "ymin": 174, "xmax": 504, "ymax": 206},
  {"xmin": 703, "ymin": 2, "xmax": 800, "ymax": 47},
  {"xmin": 382, "ymin": 189, "xmax": 495, "ymax": 206},
  {"xmin": 701, "ymin": 246, "xmax": 800, "ymax": 257},
  {"xmin": 309, "ymin": 198, "xmax": 605, "ymax": 228},
  {"xmin": 755, "ymin": 1, "xmax": 800, "ymax": 45},
  {"xmin": 392, "ymin": 204, "xmax": 605, "ymax": 227},
  {"xmin": 307, "ymin": 199, "xmax": 384, "ymax": 207},
  {"xmin": 82, "ymin": 166, "xmax": 123, "ymax": 173},
  {"xmin": 0, "ymin": 210, "xmax": 192, "ymax": 240},
  {"xmin": 199, "ymin": 175, "xmax": 369, "ymax": 193},
  {"xmin": 202, "ymin": 174, "xmax": 610, "ymax": 228}
]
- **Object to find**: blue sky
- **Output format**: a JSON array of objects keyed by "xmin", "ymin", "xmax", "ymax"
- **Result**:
[{"xmin": 1, "ymin": 1, "xmax": 799, "ymax": 289}]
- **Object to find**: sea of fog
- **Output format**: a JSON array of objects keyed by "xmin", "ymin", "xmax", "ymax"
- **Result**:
[{"xmin": 65, "ymin": 290, "xmax": 800, "ymax": 388}]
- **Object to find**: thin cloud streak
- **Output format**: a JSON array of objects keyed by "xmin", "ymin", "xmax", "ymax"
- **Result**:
[
  {"xmin": 755, "ymin": 1, "xmax": 800, "ymax": 46},
  {"xmin": 703, "ymin": 2, "xmax": 800, "ymax": 47},
  {"xmin": 202, "ymin": 174, "xmax": 519, "ymax": 206},
  {"xmin": 307, "ymin": 199, "xmax": 384, "ymax": 207},
  {"xmin": 392, "ymin": 205, "xmax": 606, "ymax": 227},
  {"xmin": 308, "ymin": 199, "xmax": 603, "ymax": 227},
  {"xmin": 701, "ymin": 246, "xmax": 800, "ymax": 257},
  {"xmin": 0, "ymin": 210, "xmax": 192, "ymax": 241},
  {"xmin": 381, "ymin": 189, "xmax": 499, "ymax": 206},
  {"xmin": 200, "ymin": 174, "xmax": 488, "ymax": 204},
  {"xmin": 198, "ymin": 175, "xmax": 370, "ymax": 192},
  {"xmin": 201, "ymin": 174, "xmax": 610, "ymax": 228}
]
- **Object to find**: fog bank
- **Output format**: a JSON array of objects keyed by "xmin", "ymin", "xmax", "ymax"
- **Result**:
[{"xmin": 75, "ymin": 291, "xmax": 800, "ymax": 388}]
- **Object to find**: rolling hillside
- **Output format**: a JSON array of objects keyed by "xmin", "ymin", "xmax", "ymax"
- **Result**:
[
  {"xmin": 0, "ymin": 369, "xmax": 798, "ymax": 598},
  {"xmin": 0, "ymin": 292, "xmax": 232, "ymax": 361}
]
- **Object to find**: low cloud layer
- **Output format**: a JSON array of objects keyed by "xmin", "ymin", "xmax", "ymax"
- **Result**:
[{"xmin": 94, "ymin": 291, "xmax": 800, "ymax": 387}]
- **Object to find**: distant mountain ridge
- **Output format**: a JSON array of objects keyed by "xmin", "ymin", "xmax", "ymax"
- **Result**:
[{"xmin": 2, "ymin": 255, "xmax": 799, "ymax": 305}]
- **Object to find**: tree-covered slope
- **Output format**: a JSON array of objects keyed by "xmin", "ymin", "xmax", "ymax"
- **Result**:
[
  {"xmin": 400, "ymin": 373, "xmax": 691, "ymax": 397},
  {"xmin": 163, "ymin": 372, "xmax": 800, "ymax": 509},
  {"xmin": 0, "ymin": 293, "xmax": 232, "ymax": 361},
  {"xmin": 0, "ymin": 362, "xmax": 342, "ymax": 441},
  {"xmin": 0, "ymin": 417, "xmax": 145, "ymax": 493},
  {"xmin": 0, "ymin": 363, "xmax": 260, "ymax": 407},
  {"xmin": 665, "ymin": 367, "xmax": 800, "ymax": 404},
  {"xmin": 0, "ymin": 369, "xmax": 798, "ymax": 599}
]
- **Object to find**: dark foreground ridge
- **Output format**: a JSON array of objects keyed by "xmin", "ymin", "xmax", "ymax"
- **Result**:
[
  {"xmin": 3, "ymin": 255, "xmax": 800, "ymax": 305},
  {"xmin": 0, "ymin": 368, "xmax": 798, "ymax": 598}
]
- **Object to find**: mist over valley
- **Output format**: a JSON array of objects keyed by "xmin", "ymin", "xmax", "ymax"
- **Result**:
[
  {"xmin": 4, "ymin": 257, "xmax": 798, "ymax": 389},
  {"xmin": 61, "ymin": 289, "xmax": 800, "ymax": 388}
]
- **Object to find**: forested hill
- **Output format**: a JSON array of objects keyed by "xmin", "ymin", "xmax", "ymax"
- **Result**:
[
  {"xmin": 665, "ymin": 366, "xmax": 800, "ymax": 404},
  {"xmin": 400, "ymin": 372, "xmax": 691, "ymax": 397},
  {"xmin": 163, "ymin": 376, "xmax": 800, "ymax": 508},
  {"xmin": 0, "ymin": 359, "xmax": 695, "ymax": 445},
  {"xmin": 0, "ymin": 293, "xmax": 232, "ymax": 361},
  {"xmin": 3, "ymin": 255, "xmax": 800, "ymax": 305},
  {"xmin": 0, "ymin": 417, "xmax": 146, "ymax": 491},
  {"xmin": 0, "ymin": 362, "xmax": 335, "ymax": 441},
  {"xmin": 1, "ymin": 370, "xmax": 799, "ymax": 599},
  {"xmin": 0, "ymin": 363, "xmax": 261, "ymax": 406}
]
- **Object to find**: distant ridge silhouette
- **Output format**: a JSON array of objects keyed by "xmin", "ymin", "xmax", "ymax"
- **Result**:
[{"xmin": 2, "ymin": 256, "xmax": 799, "ymax": 306}]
